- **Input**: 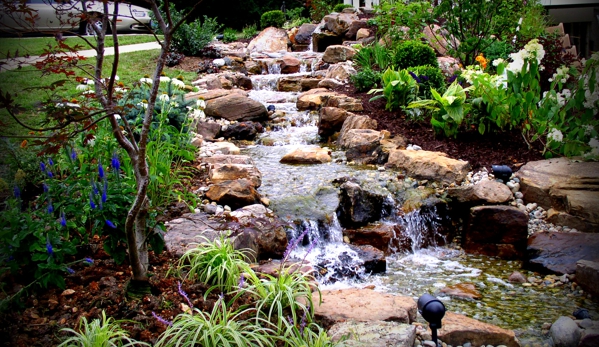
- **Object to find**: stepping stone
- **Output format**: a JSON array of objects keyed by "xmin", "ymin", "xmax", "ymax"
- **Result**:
[{"xmin": 329, "ymin": 321, "xmax": 416, "ymax": 347}]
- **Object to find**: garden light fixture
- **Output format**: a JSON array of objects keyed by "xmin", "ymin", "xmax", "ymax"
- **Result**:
[
  {"xmin": 492, "ymin": 164, "xmax": 512, "ymax": 182},
  {"xmin": 418, "ymin": 293, "xmax": 446, "ymax": 347}
]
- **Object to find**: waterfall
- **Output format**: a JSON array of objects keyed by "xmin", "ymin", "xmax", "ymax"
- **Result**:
[
  {"xmin": 388, "ymin": 206, "xmax": 445, "ymax": 254},
  {"xmin": 267, "ymin": 62, "xmax": 281, "ymax": 74}
]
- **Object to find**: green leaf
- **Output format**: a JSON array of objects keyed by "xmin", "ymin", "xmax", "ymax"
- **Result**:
[{"xmin": 478, "ymin": 122, "xmax": 485, "ymax": 135}]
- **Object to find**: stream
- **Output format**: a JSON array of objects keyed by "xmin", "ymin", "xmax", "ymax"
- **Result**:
[{"xmin": 237, "ymin": 57, "xmax": 597, "ymax": 346}]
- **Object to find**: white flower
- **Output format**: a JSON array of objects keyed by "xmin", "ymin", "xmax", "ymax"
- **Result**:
[
  {"xmin": 170, "ymin": 101, "xmax": 179, "ymax": 108},
  {"xmin": 55, "ymin": 102, "xmax": 80, "ymax": 108},
  {"xmin": 140, "ymin": 77, "xmax": 153, "ymax": 84},
  {"xmin": 171, "ymin": 78, "xmax": 185, "ymax": 89},
  {"xmin": 114, "ymin": 87, "xmax": 127, "ymax": 94},
  {"xmin": 586, "ymin": 137, "xmax": 599, "ymax": 158},
  {"xmin": 159, "ymin": 76, "xmax": 171, "ymax": 83},
  {"xmin": 196, "ymin": 99, "xmax": 206, "ymax": 109},
  {"xmin": 137, "ymin": 100, "xmax": 148, "ymax": 109},
  {"xmin": 158, "ymin": 93, "xmax": 169, "ymax": 102},
  {"xmin": 492, "ymin": 58, "xmax": 505, "ymax": 67},
  {"xmin": 76, "ymin": 84, "xmax": 89, "ymax": 91},
  {"xmin": 583, "ymin": 124, "xmax": 595, "ymax": 136},
  {"xmin": 85, "ymin": 79, "xmax": 95, "ymax": 86},
  {"xmin": 547, "ymin": 128, "xmax": 564, "ymax": 143},
  {"xmin": 114, "ymin": 75, "xmax": 119, "ymax": 81},
  {"xmin": 524, "ymin": 39, "xmax": 545, "ymax": 62},
  {"xmin": 82, "ymin": 90, "xmax": 95, "ymax": 95},
  {"xmin": 114, "ymin": 114, "xmax": 122, "ymax": 120}
]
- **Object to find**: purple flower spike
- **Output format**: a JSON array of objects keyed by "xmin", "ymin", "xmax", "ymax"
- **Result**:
[
  {"xmin": 48, "ymin": 158, "xmax": 54, "ymax": 166},
  {"xmin": 98, "ymin": 162, "xmax": 104, "ymax": 179},
  {"xmin": 111, "ymin": 152, "xmax": 120, "ymax": 172},
  {"xmin": 91, "ymin": 181, "xmax": 99, "ymax": 195},
  {"xmin": 152, "ymin": 312, "xmax": 172, "ymax": 326},
  {"xmin": 60, "ymin": 212, "xmax": 67, "ymax": 227},
  {"xmin": 448, "ymin": 74, "xmax": 458, "ymax": 83},
  {"xmin": 46, "ymin": 240, "xmax": 53, "ymax": 256},
  {"xmin": 84, "ymin": 257, "xmax": 94, "ymax": 264},
  {"xmin": 238, "ymin": 273, "xmax": 245, "ymax": 289},
  {"xmin": 43, "ymin": 183, "xmax": 49, "ymax": 193},
  {"xmin": 70, "ymin": 149, "xmax": 77, "ymax": 161},
  {"xmin": 409, "ymin": 71, "xmax": 421, "ymax": 83},
  {"xmin": 178, "ymin": 282, "xmax": 193, "ymax": 308},
  {"xmin": 105, "ymin": 220, "xmax": 117, "ymax": 229},
  {"xmin": 40, "ymin": 162, "xmax": 46, "ymax": 172},
  {"xmin": 89, "ymin": 193, "xmax": 96, "ymax": 209},
  {"xmin": 47, "ymin": 202, "xmax": 54, "ymax": 214},
  {"xmin": 13, "ymin": 185, "xmax": 20, "ymax": 198},
  {"xmin": 46, "ymin": 170, "xmax": 53, "ymax": 178},
  {"xmin": 66, "ymin": 267, "xmax": 75, "ymax": 274}
]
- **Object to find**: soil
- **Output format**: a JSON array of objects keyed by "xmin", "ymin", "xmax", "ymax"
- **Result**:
[{"xmin": 1, "ymin": 39, "xmax": 546, "ymax": 345}]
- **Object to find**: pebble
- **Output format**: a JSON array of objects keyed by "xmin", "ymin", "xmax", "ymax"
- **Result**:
[{"xmin": 515, "ymin": 191, "xmax": 523, "ymax": 199}]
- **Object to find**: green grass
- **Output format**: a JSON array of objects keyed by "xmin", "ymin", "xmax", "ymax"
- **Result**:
[
  {"xmin": 0, "ymin": 34, "xmax": 162, "ymax": 59},
  {"xmin": 0, "ymin": 48, "xmax": 196, "ymax": 136}
]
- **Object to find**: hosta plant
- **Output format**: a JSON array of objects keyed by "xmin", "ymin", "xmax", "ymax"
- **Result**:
[{"xmin": 369, "ymin": 68, "xmax": 419, "ymax": 111}]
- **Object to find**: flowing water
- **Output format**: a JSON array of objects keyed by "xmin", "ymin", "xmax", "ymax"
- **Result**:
[{"xmin": 241, "ymin": 60, "xmax": 598, "ymax": 345}]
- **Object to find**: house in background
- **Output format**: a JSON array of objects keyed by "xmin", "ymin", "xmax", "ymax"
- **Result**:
[{"xmin": 541, "ymin": 0, "xmax": 599, "ymax": 58}]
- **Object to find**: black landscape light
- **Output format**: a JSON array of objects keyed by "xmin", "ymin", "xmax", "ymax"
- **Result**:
[
  {"xmin": 492, "ymin": 164, "xmax": 512, "ymax": 182},
  {"xmin": 418, "ymin": 294, "xmax": 446, "ymax": 347}
]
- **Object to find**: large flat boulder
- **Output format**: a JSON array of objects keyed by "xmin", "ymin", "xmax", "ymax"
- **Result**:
[
  {"xmin": 164, "ymin": 212, "xmax": 223, "ymax": 257},
  {"xmin": 323, "ymin": 12, "xmax": 360, "ymax": 36},
  {"xmin": 209, "ymin": 163, "xmax": 262, "ymax": 187},
  {"xmin": 526, "ymin": 231, "xmax": 599, "ymax": 274},
  {"xmin": 205, "ymin": 179, "xmax": 262, "ymax": 210},
  {"xmin": 318, "ymin": 107, "xmax": 354, "ymax": 138},
  {"xmin": 448, "ymin": 180, "xmax": 513, "ymax": 204},
  {"xmin": 313, "ymin": 289, "xmax": 417, "ymax": 328},
  {"xmin": 297, "ymin": 88, "xmax": 337, "ymax": 110},
  {"xmin": 322, "ymin": 45, "xmax": 357, "ymax": 64},
  {"xmin": 386, "ymin": 150, "xmax": 470, "ymax": 185},
  {"xmin": 280, "ymin": 147, "xmax": 332, "ymax": 164},
  {"xmin": 247, "ymin": 27, "xmax": 290, "ymax": 52},
  {"xmin": 329, "ymin": 321, "xmax": 416, "ymax": 347},
  {"xmin": 337, "ymin": 115, "xmax": 378, "ymax": 148},
  {"xmin": 463, "ymin": 205, "xmax": 528, "ymax": 259},
  {"xmin": 205, "ymin": 94, "xmax": 268, "ymax": 122},
  {"xmin": 576, "ymin": 260, "xmax": 599, "ymax": 297},
  {"xmin": 438, "ymin": 312, "xmax": 520, "ymax": 347},
  {"xmin": 515, "ymin": 158, "xmax": 599, "ymax": 232}
]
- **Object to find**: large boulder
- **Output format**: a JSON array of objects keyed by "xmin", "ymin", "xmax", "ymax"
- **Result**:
[
  {"xmin": 337, "ymin": 180, "xmax": 393, "ymax": 228},
  {"xmin": 322, "ymin": 45, "xmax": 357, "ymax": 64},
  {"xmin": 220, "ymin": 121, "xmax": 262, "ymax": 141},
  {"xmin": 526, "ymin": 231, "xmax": 599, "ymax": 274},
  {"xmin": 269, "ymin": 186, "xmax": 340, "ymax": 223},
  {"xmin": 318, "ymin": 107, "xmax": 354, "ymax": 138},
  {"xmin": 424, "ymin": 24, "xmax": 457, "ymax": 56},
  {"xmin": 463, "ymin": 205, "xmax": 528, "ymax": 259},
  {"xmin": 323, "ymin": 12, "xmax": 360, "ymax": 37},
  {"xmin": 329, "ymin": 321, "xmax": 416, "ymax": 347},
  {"xmin": 295, "ymin": 23, "xmax": 317, "ymax": 44},
  {"xmin": 550, "ymin": 316, "xmax": 581, "ymax": 347},
  {"xmin": 345, "ymin": 19, "xmax": 369, "ymax": 40},
  {"xmin": 438, "ymin": 312, "xmax": 520, "ymax": 347},
  {"xmin": 208, "ymin": 163, "xmax": 262, "ymax": 188},
  {"xmin": 448, "ymin": 180, "xmax": 513, "ymax": 205},
  {"xmin": 576, "ymin": 260, "xmax": 599, "ymax": 297},
  {"xmin": 297, "ymin": 88, "xmax": 337, "ymax": 110},
  {"xmin": 437, "ymin": 56, "xmax": 462, "ymax": 78},
  {"xmin": 247, "ymin": 27, "xmax": 290, "ymax": 52},
  {"xmin": 195, "ymin": 121, "xmax": 221, "ymax": 140},
  {"xmin": 515, "ymin": 157, "xmax": 599, "ymax": 233},
  {"xmin": 205, "ymin": 94, "xmax": 268, "ymax": 122},
  {"xmin": 280, "ymin": 55, "xmax": 301, "ymax": 74},
  {"xmin": 277, "ymin": 76, "xmax": 303, "ymax": 92},
  {"xmin": 338, "ymin": 115, "xmax": 378, "ymax": 148},
  {"xmin": 313, "ymin": 289, "xmax": 417, "ymax": 328},
  {"xmin": 344, "ymin": 223, "xmax": 395, "ymax": 254},
  {"xmin": 326, "ymin": 94, "xmax": 363, "ymax": 112},
  {"xmin": 386, "ymin": 150, "xmax": 470, "ymax": 185},
  {"xmin": 280, "ymin": 147, "xmax": 332, "ymax": 164},
  {"xmin": 164, "ymin": 212, "xmax": 223, "ymax": 257},
  {"xmin": 343, "ymin": 129, "xmax": 385, "ymax": 165},
  {"xmin": 312, "ymin": 30, "xmax": 343, "ymax": 53},
  {"xmin": 205, "ymin": 179, "xmax": 262, "ymax": 210},
  {"xmin": 325, "ymin": 62, "xmax": 357, "ymax": 82}
]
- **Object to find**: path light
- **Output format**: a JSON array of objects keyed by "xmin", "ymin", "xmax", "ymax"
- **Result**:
[
  {"xmin": 492, "ymin": 164, "xmax": 512, "ymax": 182},
  {"xmin": 418, "ymin": 294, "xmax": 446, "ymax": 347}
]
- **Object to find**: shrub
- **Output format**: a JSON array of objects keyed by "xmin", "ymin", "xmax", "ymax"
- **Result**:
[
  {"xmin": 482, "ymin": 40, "xmax": 514, "ymax": 72},
  {"xmin": 58, "ymin": 311, "xmax": 149, "ymax": 347},
  {"xmin": 407, "ymin": 65, "xmax": 446, "ymax": 98},
  {"xmin": 222, "ymin": 28, "xmax": 238, "ymax": 43},
  {"xmin": 310, "ymin": 0, "xmax": 335, "ymax": 22},
  {"xmin": 350, "ymin": 69, "xmax": 381, "ymax": 92},
  {"xmin": 241, "ymin": 23, "xmax": 258, "ymax": 39},
  {"xmin": 393, "ymin": 40, "xmax": 437, "ymax": 70},
  {"xmin": 283, "ymin": 7, "xmax": 311, "ymax": 29},
  {"xmin": 173, "ymin": 15, "xmax": 222, "ymax": 56},
  {"xmin": 368, "ymin": 68, "xmax": 420, "ymax": 111},
  {"xmin": 333, "ymin": 4, "xmax": 353, "ymax": 13},
  {"xmin": 261, "ymin": 10, "xmax": 286, "ymax": 29}
]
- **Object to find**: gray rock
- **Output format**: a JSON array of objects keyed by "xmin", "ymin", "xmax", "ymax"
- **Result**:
[
  {"xmin": 550, "ymin": 316, "xmax": 581, "ymax": 347},
  {"xmin": 576, "ymin": 260, "xmax": 599, "ymax": 297},
  {"xmin": 164, "ymin": 212, "xmax": 224, "ymax": 257},
  {"xmin": 337, "ymin": 180, "xmax": 393, "ymax": 228},
  {"xmin": 330, "ymin": 321, "xmax": 416, "ymax": 347},
  {"xmin": 526, "ymin": 232, "xmax": 599, "ymax": 274}
]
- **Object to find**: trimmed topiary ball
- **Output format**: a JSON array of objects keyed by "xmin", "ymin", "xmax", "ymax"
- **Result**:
[
  {"xmin": 261, "ymin": 10, "xmax": 286, "ymax": 29},
  {"xmin": 393, "ymin": 40, "xmax": 437, "ymax": 70}
]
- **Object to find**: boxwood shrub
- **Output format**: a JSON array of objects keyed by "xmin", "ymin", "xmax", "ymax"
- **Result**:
[
  {"xmin": 261, "ymin": 10, "xmax": 286, "ymax": 28},
  {"xmin": 393, "ymin": 40, "xmax": 437, "ymax": 70}
]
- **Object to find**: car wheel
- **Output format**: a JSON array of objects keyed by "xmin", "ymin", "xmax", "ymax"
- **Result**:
[{"xmin": 79, "ymin": 15, "xmax": 111, "ymax": 36}]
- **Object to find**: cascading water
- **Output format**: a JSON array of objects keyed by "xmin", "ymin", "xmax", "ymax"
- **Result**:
[{"xmin": 242, "ymin": 55, "xmax": 597, "ymax": 344}]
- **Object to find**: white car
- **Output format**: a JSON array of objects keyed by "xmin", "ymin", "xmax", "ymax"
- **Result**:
[{"xmin": 0, "ymin": 0, "xmax": 151, "ymax": 35}]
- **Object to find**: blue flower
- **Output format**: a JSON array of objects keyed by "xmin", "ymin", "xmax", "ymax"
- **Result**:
[
  {"xmin": 43, "ymin": 183, "xmax": 49, "ymax": 193},
  {"xmin": 70, "ymin": 149, "xmax": 77, "ymax": 161},
  {"xmin": 238, "ymin": 273, "xmax": 245, "ymax": 289},
  {"xmin": 98, "ymin": 162, "xmax": 104, "ymax": 179},
  {"xmin": 84, "ymin": 257, "xmax": 93, "ymax": 264},
  {"xmin": 66, "ymin": 267, "xmax": 75, "ymax": 274},
  {"xmin": 48, "ymin": 158, "xmax": 54, "ymax": 166},
  {"xmin": 409, "ymin": 71, "xmax": 421, "ymax": 83},
  {"xmin": 89, "ymin": 193, "xmax": 96, "ymax": 209},
  {"xmin": 420, "ymin": 75, "xmax": 429, "ymax": 81},
  {"xmin": 40, "ymin": 162, "xmax": 46, "ymax": 172},
  {"xmin": 448, "ymin": 74, "xmax": 458, "ymax": 83},
  {"xmin": 111, "ymin": 152, "xmax": 120, "ymax": 172},
  {"xmin": 46, "ymin": 240, "xmax": 53, "ymax": 256},
  {"xmin": 13, "ymin": 185, "xmax": 20, "ymax": 199},
  {"xmin": 101, "ymin": 181, "xmax": 107, "ymax": 203},
  {"xmin": 47, "ymin": 202, "xmax": 54, "ymax": 214},
  {"xmin": 60, "ymin": 212, "xmax": 67, "ymax": 227},
  {"xmin": 105, "ymin": 220, "xmax": 117, "ymax": 229},
  {"xmin": 46, "ymin": 170, "xmax": 53, "ymax": 178}
]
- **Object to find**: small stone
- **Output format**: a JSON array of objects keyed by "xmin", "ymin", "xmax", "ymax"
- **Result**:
[
  {"xmin": 61, "ymin": 289, "xmax": 75, "ymax": 296},
  {"xmin": 542, "ymin": 322, "xmax": 552, "ymax": 330},
  {"xmin": 423, "ymin": 340, "xmax": 436, "ymax": 347},
  {"xmin": 463, "ymin": 343, "xmax": 472, "ymax": 347},
  {"xmin": 526, "ymin": 203, "xmax": 538, "ymax": 211}
]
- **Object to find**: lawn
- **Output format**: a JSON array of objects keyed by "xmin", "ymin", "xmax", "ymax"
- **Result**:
[{"xmin": 0, "ymin": 34, "xmax": 163, "ymax": 59}]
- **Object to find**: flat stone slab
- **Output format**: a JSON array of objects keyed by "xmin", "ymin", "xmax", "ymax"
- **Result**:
[
  {"xmin": 386, "ymin": 150, "xmax": 470, "ymax": 185},
  {"xmin": 576, "ymin": 260, "xmax": 599, "ymax": 297},
  {"xmin": 526, "ymin": 231, "xmax": 599, "ymax": 274},
  {"xmin": 329, "ymin": 321, "xmax": 416, "ymax": 347},
  {"xmin": 164, "ymin": 212, "xmax": 223, "ymax": 257},
  {"xmin": 438, "ymin": 312, "xmax": 520, "ymax": 347},
  {"xmin": 313, "ymin": 289, "xmax": 416, "ymax": 328}
]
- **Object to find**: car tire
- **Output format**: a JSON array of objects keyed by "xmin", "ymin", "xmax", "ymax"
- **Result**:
[{"xmin": 79, "ymin": 15, "xmax": 111, "ymax": 36}]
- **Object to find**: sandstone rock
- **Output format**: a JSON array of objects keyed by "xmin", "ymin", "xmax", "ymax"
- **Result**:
[
  {"xmin": 439, "ymin": 283, "xmax": 482, "ymax": 300},
  {"xmin": 297, "ymin": 88, "xmax": 337, "ymax": 110},
  {"xmin": 280, "ymin": 55, "xmax": 301, "ymax": 74},
  {"xmin": 437, "ymin": 56, "xmax": 461, "ymax": 78},
  {"xmin": 205, "ymin": 179, "xmax": 262, "ymax": 210},
  {"xmin": 329, "ymin": 321, "xmax": 416, "ymax": 347},
  {"xmin": 463, "ymin": 205, "xmax": 528, "ymax": 259},
  {"xmin": 280, "ymin": 147, "xmax": 332, "ymax": 164},
  {"xmin": 508, "ymin": 271, "xmax": 527, "ymax": 283},
  {"xmin": 386, "ymin": 150, "xmax": 470, "ymax": 185},
  {"xmin": 550, "ymin": 316, "xmax": 581, "ymax": 347},
  {"xmin": 338, "ymin": 115, "xmax": 378, "ymax": 148},
  {"xmin": 325, "ymin": 62, "xmax": 357, "ymax": 82},
  {"xmin": 323, "ymin": 12, "xmax": 360, "ymax": 36},
  {"xmin": 203, "ymin": 154, "xmax": 255, "ymax": 166},
  {"xmin": 448, "ymin": 180, "xmax": 513, "ymax": 204},
  {"xmin": 187, "ymin": 88, "xmax": 248, "ymax": 102},
  {"xmin": 527, "ymin": 232, "xmax": 599, "ymax": 274},
  {"xmin": 345, "ymin": 19, "xmax": 369, "ymax": 39},
  {"xmin": 221, "ymin": 121, "xmax": 262, "ymax": 141},
  {"xmin": 326, "ymin": 94, "xmax": 363, "ymax": 112},
  {"xmin": 356, "ymin": 28, "xmax": 371, "ymax": 41},
  {"xmin": 300, "ymin": 78, "xmax": 321, "ymax": 91},
  {"xmin": 247, "ymin": 27, "xmax": 290, "ymax": 52},
  {"xmin": 209, "ymin": 163, "xmax": 262, "ymax": 188},
  {"xmin": 205, "ymin": 94, "xmax": 268, "ymax": 122},
  {"xmin": 277, "ymin": 76, "xmax": 303, "ymax": 92},
  {"xmin": 515, "ymin": 157, "xmax": 599, "ymax": 232},
  {"xmin": 546, "ymin": 208, "xmax": 597, "ymax": 234},
  {"xmin": 318, "ymin": 107, "xmax": 354, "ymax": 138},
  {"xmin": 313, "ymin": 289, "xmax": 417, "ymax": 328},
  {"xmin": 318, "ymin": 78, "xmax": 345, "ymax": 89},
  {"xmin": 438, "ymin": 312, "xmax": 519, "ymax": 347},
  {"xmin": 323, "ymin": 45, "xmax": 357, "ymax": 64},
  {"xmin": 230, "ymin": 210, "xmax": 288, "ymax": 261},
  {"xmin": 195, "ymin": 121, "xmax": 221, "ymax": 140},
  {"xmin": 201, "ymin": 141, "xmax": 240, "ymax": 155},
  {"xmin": 295, "ymin": 23, "xmax": 317, "ymax": 44},
  {"xmin": 344, "ymin": 223, "xmax": 395, "ymax": 254},
  {"xmin": 164, "ymin": 212, "xmax": 223, "ymax": 257},
  {"xmin": 343, "ymin": 129, "xmax": 384, "ymax": 165},
  {"xmin": 576, "ymin": 260, "xmax": 599, "ymax": 297},
  {"xmin": 337, "ymin": 180, "xmax": 393, "ymax": 228},
  {"xmin": 244, "ymin": 60, "xmax": 262, "ymax": 74},
  {"xmin": 312, "ymin": 30, "xmax": 343, "ymax": 53}
]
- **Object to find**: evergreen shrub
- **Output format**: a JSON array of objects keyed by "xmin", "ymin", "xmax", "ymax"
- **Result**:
[
  {"xmin": 261, "ymin": 10, "xmax": 286, "ymax": 28},
  {"xmin": 393, "ymin": 40, "xmax": 437, "ymax": 70}
]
